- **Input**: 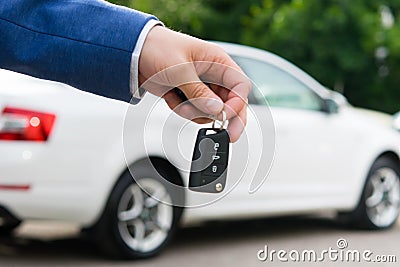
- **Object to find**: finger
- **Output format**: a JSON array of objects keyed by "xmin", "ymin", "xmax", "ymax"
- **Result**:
[
  {"xmin": 210, "ymin": 84, "xmax": 230, "ymax": 102},
  {"xmin": 205, "ymin": 84, "xmax": 244, "ymax": 122},
  {"xmin": 163, "ymin": 90, "xmax": 213, "ymax": 124},
  {"xmin": 194, "ymin": 62, "xmax": 251, "ymax": 120},
  {"xmin": 227, "ymin": 106, "xmax": 247, "ymax": 143},
  {"xmin": 178, "ymin": 82, "xmax": 224, "ymax": 116},
  {"xmin": 193, "ymin": 46, "xmax": 252, "ymax": 101},
  {"xmin": 223, "ymin": 94, "xmax": 247, "ymax": 121},
  {"xmin": 221, "ymin": 65, "xmax": 252, "ymax": 101}
]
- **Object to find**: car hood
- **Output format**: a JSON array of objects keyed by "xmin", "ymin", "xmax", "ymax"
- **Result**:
[{"xmin": 352, "ymin": 107, "xmax": 393, "ymax": 128}]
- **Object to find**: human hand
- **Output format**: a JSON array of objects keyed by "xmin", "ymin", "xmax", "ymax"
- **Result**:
[{"xmin": 138, "ymin": 26, "xmax": 251, "ymax": 142}]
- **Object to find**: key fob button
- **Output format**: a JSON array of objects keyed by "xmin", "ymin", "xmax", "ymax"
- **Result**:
[
  {"xmin": 202, "ymin": 164, "xmax": 226, "ymax": 177},
  {"xmin": 209, "ymin": 137, "xmax": 228, "ymax": 153},
  {"xmin": 206, "ymin": 152, "xmax": 227, "ymax": 165}
]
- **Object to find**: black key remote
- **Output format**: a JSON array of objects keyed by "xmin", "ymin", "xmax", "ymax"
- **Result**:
[{"xmin": 189, "ymin": 128, "xmax": 230, "ymax": 193}]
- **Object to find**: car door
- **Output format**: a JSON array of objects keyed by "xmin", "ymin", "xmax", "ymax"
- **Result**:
[{"xmin": 233, "ymin": 56, "xmax": 360, "ymax": 210}]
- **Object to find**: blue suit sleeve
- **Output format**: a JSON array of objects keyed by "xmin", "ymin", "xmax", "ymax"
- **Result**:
[{"xmin": 0, "ymin": 0, "xmax": 158, "ymax": 102}]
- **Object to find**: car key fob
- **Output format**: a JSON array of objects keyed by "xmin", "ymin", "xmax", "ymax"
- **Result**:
[{"xmin": 189, "ymin": 126, "xmax": 230, "ymax": 193}]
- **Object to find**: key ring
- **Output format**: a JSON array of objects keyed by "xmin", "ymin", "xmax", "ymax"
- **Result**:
[{"xmin": 212, "ymin": 110, "xmax": 227, "ymax": 130}]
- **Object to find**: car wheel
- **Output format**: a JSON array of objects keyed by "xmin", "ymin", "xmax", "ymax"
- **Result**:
[
  {"xmin": 88, "ymin": 165, "xmax": 183, "ymax": 259},
  {"xmin": 0, "ymin": 219, "xmax": 21, "ymax": 236},
  {"xmin": 347, "ymin": 157, "xmax": 400, "ymax": 230}
]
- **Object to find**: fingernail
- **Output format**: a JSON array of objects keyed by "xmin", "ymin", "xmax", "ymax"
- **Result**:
[{"xmin": 205, "ymin": 99, "xmax": 224, "ymax": 114}]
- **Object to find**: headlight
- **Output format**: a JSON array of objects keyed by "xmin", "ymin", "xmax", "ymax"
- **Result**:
[{"xmin": 393, "ymin": 112, "xmax": 400, "ymax": 131}]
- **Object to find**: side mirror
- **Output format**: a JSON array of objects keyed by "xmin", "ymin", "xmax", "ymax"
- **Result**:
[{"xmin": 322, "ymin": 98, "xmax": 339, "ymax": 114}]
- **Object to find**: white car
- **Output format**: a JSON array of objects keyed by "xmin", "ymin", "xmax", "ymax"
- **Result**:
[{"xmin": 1, "ymin": 42, "xmax": 400, "ymax": 259}]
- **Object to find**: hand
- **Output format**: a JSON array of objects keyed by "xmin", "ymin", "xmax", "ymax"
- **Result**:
[{"xmin": 138, "ymin": 26, "xmax": 251, "ymax": 142}]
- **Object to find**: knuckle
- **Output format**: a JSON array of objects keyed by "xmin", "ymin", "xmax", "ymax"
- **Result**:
[
  {"xmin": 190, "ymin": 83, "xmax": 209, "ymax": 99},
  {"xmin": 244, "ymin": 78, "xmax": 252, "ymax": 91},
  {"xmin": 211, "ymin": 43, "xmax": 225, "ymax": 53}
]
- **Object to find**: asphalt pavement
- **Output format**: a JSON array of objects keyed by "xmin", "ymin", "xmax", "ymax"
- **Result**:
[{"xmin": 0, "ymin": 217, "xmax": 399, "ymax": 267}]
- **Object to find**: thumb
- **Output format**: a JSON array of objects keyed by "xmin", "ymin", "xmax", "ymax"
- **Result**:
[{"xmin": 178, "ymin": 82, "xmax": 224, "ymax": 116}]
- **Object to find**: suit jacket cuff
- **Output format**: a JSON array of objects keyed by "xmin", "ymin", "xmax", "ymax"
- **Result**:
[{"xmin": 130, "ymin": 19, "xmax": 164, "ymax": 103}]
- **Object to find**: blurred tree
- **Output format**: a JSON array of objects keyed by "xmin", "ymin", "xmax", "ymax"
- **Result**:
[
  {"xmin": 113, "ymin": 0, "xmax": 262, "ymax": 42},
  {"xmin": 189, "ymin": 0, "xmax": 262, "ymax": 42},
  {"xmin": 242, "ymin": 0, "xmax": 400, "ymax": 113},
  {"xmin": 109, "ymin": 0, "xmax": 208, "ymax": 34},
  {"xmin": 109, "ymin": 0, "xmax": 130, "ymax": 6}
]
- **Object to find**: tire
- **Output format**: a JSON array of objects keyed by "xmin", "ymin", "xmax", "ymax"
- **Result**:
[
  {"xmin": 0, "ymin": 219, "xmax": 21, "ymax": 236},
  {"xmin": 345, "ymin": 157, "xmax": 400, "ymax": 230},
  {"xmin": 87, "ymin": 164, "xmax": 183, "ymax": 259}
]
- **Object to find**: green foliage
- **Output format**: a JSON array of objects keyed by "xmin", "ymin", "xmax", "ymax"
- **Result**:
[
  {"xmin": 118, "ymin": 0, "xmax": 261, "ymax": 42},
  {"xmin": 111, "ymin": 0, "xmax": 208, "ymax": 35},
  {"xmin": 108, "ymin": 0, "xmax": 400, "ymax": 113},
  {"xmin": 242, "ymin": 0, "xmax": 400, "ymax": 113}
]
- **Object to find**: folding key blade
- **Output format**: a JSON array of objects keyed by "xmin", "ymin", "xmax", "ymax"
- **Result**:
[{"xmin": 189, "ymin": 128, "xmax": 230, "ymax": 193}]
